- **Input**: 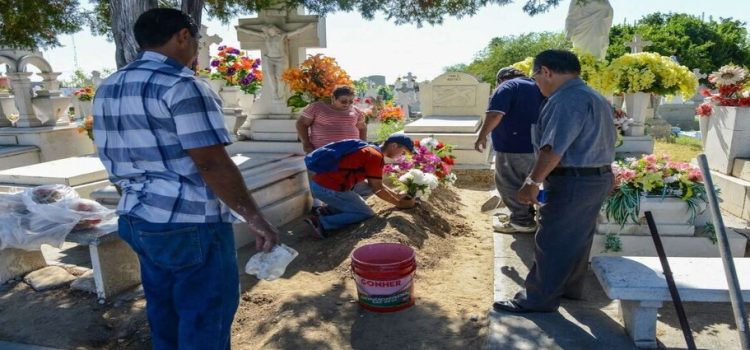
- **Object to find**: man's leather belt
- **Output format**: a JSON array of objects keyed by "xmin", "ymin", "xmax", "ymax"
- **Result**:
[{"xmin": 549, "ymin": 165, "xmax": 612, "ymax": 177}]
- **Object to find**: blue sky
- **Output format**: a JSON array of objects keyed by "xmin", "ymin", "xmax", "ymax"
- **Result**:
[{"xmin": 38, "ymin": 0, "xmax": 750, "ymax": 84}]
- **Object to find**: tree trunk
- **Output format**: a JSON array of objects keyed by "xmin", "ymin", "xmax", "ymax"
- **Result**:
[
  {"xmin": 182, "ymin": 0, "xmax": 205, "ymax": 28},
  {"xmin": 110, "ymin": 0, "xmax": 158, "ymax": 68}
]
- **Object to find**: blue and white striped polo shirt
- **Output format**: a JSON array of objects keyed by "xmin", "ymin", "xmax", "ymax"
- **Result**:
[{"xmin": 93, "ymin": 51, "xmax": 235, "ymax": 223}]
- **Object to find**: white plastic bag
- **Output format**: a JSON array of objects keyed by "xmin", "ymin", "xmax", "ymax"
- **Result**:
[
  {"xmin": 0, "ymin": 185, "xmax": 115, "ymax": 251},
  {"xmin": 244, "ymin": 244, "xmax": 298, "ymax": 281}
]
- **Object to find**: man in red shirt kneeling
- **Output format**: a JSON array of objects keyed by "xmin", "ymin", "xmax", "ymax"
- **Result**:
[{"xmin": 305, "ymin": 135, "xmax": 417, "ymax": 238}]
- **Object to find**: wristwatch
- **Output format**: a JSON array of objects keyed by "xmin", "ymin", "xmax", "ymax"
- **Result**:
[{"xmin": 524, "ymin": 176, "xmax": 543, "ymax": 188}]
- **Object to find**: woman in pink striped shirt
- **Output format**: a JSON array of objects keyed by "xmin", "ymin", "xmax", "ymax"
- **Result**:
[{"xmin": 296, "ymin": 85, "xmax": 366, "ymax": 154}]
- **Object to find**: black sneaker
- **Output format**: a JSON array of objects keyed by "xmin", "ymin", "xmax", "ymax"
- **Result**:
[{"xmin": 304, "ymin": 215, "xmax": 326, "ymax": 239}]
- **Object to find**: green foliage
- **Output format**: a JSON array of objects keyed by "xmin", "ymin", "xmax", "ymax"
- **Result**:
[
  {"xmin": 377, "ymin": 85, "xmax": 394, "ymax": 102},
  {"xmin": 0, "ymin": 0, "xmax": 85, "ymax": 49},
  {"xmin": 704, "ymin": 223, "xmax": 717, "ymax": 244},
  {"xmin": 608, "ymin": 13, "xmax": 750, "ymax": 81},
  {"xmin": 449, "ymin": 32, "xmax": 572, "ymax": 84},
  {"xmin": 353, "ymin": 77, "xmax": 368, "ymax": 97},
  {"xmin": 604, "ymin": 233, "xmax": 623, "ymax": 253},
  {"xmin": 375, "ymin": 120, "xmax": 404, "ymax": 143}
]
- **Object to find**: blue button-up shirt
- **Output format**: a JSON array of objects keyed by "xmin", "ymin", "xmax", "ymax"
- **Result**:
[
  {"xmin": 93, "ymin": 51, "xmax": 234, "ymax": 223},
  {"xmin": 533, "ymin": 78, "xmax": 615, "ymax": 167}
]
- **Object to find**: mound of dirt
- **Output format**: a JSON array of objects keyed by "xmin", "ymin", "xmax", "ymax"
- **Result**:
[
  {"xmin": 231, "ymin": 185, "xmax": 495, "ymax": 350},
  {"xmin": 294, "ymin": 186, "xmax": 473, "ymax": 276}
]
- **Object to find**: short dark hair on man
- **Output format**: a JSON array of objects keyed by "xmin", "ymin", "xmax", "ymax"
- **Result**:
[
  {"xmin": 533, "ymin": 50, "xmax": 581, "ymax": 75},
  {"xmin": 134, "ymin": 8, "xmax": 198, "ymax": 49},
  {"xmin": 332, "ymin": 85, "xmax": 355, "ymax": 99},
  {"xmin": 496, "ymin": 67, "xmax": 526, "ymax": 83}
]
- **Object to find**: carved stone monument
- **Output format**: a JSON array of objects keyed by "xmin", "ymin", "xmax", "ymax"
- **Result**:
[
  {"xmin": 403, "ymin": 72, "xmax": 491, "ymax": 168},
  {"xmin": 565, "ymin": 0, "xmax": 614, "ymax": 59},
  {"xmin": 0, "ymin": 48, "xmax": 92, "ymax": 166},
  {"xmin": 234, "ymin": 6, "xmax": 326, "ymax": 153}
]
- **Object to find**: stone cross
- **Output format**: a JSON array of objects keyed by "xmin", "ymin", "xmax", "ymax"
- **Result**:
[
  {"xmin": 692, "ymin": 68, "xmax": 707, "ymax": 80},
  {"xmin": 198, "ymin": 25, "xmax": 222, "ymax": 72},
  {"xmin": 236, "ymin": 6, "xmax": 326, "ymax": 115},
  {"xmin": 394, "ymin": 80, "xmax": 417, "ymax": 118},
  {"xmin": 91, "ymin": 71, "xmax": 103, "ymax": 89},
  {"xmin": 691, "ymin": 68, "xmax": 709, "ymax": 103},
  {"xmin": 404, "ymin": 72, "xmax": 417, "ymax": 84},
  {"xmin": 625, "ymin": 35, "xmax": 653, "ymax": 53}
]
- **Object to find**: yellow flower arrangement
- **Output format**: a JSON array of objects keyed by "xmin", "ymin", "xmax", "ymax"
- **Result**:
[
  {"xmin": 603, "ymin": 52, "xmax": 697, "ymax": 99},
  {"xmin": 511, "ymin": 57, "xmax": 534, "ymax": 76},
  {"xmin": 282, "ymin": 54, "xmax": 352, "ymax": 109},
  {"xmin": 510, "ymin": 53, "xmax": 613, "ymax": 95}
]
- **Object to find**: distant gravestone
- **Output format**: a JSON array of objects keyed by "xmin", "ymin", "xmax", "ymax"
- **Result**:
[
  {"xmin": 367, "ymin": 75, "xmax": 386, "ymax": 87},
  {"xmin": 404, "ymin": 72, "xmax": 491, "ymax": 167}
]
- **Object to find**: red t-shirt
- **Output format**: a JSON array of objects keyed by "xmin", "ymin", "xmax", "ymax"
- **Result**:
[
  {"xmin": 312, "ymin": 146, "xmax": 384, "ymax": 191},
  {"xmin": 302, "ymin": 101, "xmax": 365, "ymax": 149}
]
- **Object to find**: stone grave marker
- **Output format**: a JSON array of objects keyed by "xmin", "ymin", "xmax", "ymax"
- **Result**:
[{"xmin": 404, "ymin": 72, "xmax": 491, "ymax": 167}]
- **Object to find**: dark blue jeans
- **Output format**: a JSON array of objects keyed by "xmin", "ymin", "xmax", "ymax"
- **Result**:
[{"xmin": 118, "ymin": 215, "xmax": 239, "ymax": 350}]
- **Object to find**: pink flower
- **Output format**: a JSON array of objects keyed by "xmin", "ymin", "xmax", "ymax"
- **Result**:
[
  {"xmin": 644, "ymin": 154, "xmax": 658, "ymax": 164},
  {"xmin": 688, "ymin": 169, "xmax": 703, "ymax": 182},
  {"xmin": 696, "ymin": 102, "xmax": 713, "ymax": 117}
]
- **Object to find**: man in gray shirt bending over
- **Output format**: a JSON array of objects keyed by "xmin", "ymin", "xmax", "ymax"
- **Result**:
[{"xmin": 494, "ymin": 50, "xmax": 615, "ymax": 313}]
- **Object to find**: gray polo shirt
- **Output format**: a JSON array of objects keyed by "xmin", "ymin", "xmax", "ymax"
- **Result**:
[{"xmin": 532, "ymin": 78, "xmax": 615, "ymax": 167}]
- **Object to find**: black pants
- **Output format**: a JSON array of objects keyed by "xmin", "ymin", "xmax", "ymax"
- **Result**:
[{"xmin": 515, "ymin": 172, "xmax": 613, "ymax": 311}]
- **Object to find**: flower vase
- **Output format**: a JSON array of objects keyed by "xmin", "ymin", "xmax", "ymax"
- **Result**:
[
  {"xmin": 624, "ymin": 92, "xmax": 650, "ymax": 136},
  {"xmin": 239, "ymin": 93, "xmax": 255, "ymax": 116},
  {"xmin": 702, "ymin": 106, "xmax": 750, "ymax": 174},
  {"xmin": 76, "ymin": 100, "xmax": 93, "ymax": 119},
  {"xmin": 598, "ymin": 196, "xmax": 705, "ymax": 236},
  {"xmin": 698, "ymin": 115, "xmax": 708, "ymax": 148},
  {"xmin": 612, "ymin": 94, "xmax": 624, "ymax": 109},
  {"xmin": 219, "ymin": 86, "xmax": 241, "ymax": 109},
  {"xmin": 208, "ymin": 79, "xmax": 225, "ymax": 96}
]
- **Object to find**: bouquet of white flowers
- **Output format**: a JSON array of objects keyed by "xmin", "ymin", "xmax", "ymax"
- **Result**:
[{"xmin": 398, "ymin": 169, "xmax": 439, "ymax": 199}]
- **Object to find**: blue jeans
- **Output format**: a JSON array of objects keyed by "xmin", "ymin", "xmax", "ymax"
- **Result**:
[
  {"xmin": 310, "ymin": 181, "xmax": 375, "ymax": 230},
  {"xmin": 118, "ymin": 215, "xmax": 239, "ymax": 350}
]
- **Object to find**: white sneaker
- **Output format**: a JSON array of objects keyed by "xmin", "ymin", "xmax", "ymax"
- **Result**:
[{"xmin": 493, "ymin": 219, "xmax": 536, "ymax": 233}]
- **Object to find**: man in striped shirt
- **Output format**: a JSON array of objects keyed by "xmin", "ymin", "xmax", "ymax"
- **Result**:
[{"xmin": 93, "ymin": 8, "xmax": 277, "ymax": 349}]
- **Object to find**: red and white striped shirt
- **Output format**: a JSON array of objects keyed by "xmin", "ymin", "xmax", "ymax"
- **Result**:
[{"xmin": 301, "ymin": 101, "xmax": 365, "ymax": 149}]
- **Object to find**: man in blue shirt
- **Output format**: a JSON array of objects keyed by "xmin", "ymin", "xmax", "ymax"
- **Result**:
[
  {"xmin": 494, "ymin": 50, "xmax": 615, "ymax": 314},
  {"xmin": 93, "ymin": 9, "xmax": 278, "ymax": 349},
  {"xmin": 475, "ymin": 67, "xmax": 544, "ymax": 233}
]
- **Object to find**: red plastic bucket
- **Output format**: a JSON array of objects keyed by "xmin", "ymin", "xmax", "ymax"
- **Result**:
[{"xmin": 351, "ymin": 243, "xmax": 416, "ymax": 312}]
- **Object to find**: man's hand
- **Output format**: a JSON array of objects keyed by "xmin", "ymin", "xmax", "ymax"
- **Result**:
[
  {"xmin": 247, "ymin": 215, "xmax": 279, "ymax": 252},
  {"xmin": 474, "ymin": 137, "xmax": 486, "ymax": 153},
  {"xmin": 517, "ymin": 184, "xmax": 540, "ymax": 205},
  {"xmin": 303, "ymin": 142, "xmax": 315, "ymax": 154},
  {"xmin": 396, "ymin": 197, "xmax": 417, "ymax": 209}
]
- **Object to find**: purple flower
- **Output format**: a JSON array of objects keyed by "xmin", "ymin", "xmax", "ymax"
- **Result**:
[
  {"xmin": 218, "ymin": 45, "xmax": 226, "ymax": 50},
  {"xmin": 240, "ymin": 77, "xmax": 250, "ymax": 85},
  {"xmin": 210, "ymin": 60, "xmax": 220, "ymax": 67},
  {"xmin": 226, "ymin": 67, "xmax": 236, "ymax": 76},
  {"xmin": 231, "ymin": 48, "xmax": 241, "ymax": 55}
]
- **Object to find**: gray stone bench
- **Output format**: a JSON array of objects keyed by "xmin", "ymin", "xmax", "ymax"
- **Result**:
[
  {"xmin": 592, "ymin": 256, "xmax": 750, "ymax": 349},
  {"xmin": 0, "ymin": 217, "xmax": 141, "ymax": 302},
  {"xmin": 65, "ymin": 217, "xmax": 141, "ymax": 301}
]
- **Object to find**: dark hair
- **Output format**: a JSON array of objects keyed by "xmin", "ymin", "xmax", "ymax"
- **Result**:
[
  {"xmin": 332, "ymin": 85, "xmax": 355, "ymax": 99},
  {"xmin": 532, "ymin": 50, "xmax": 581, "ymax": 75},
  {"xmin": 496, "ymin": 67, "xmax": 526, "ymax": 83},
  {"xmin": 134, "ymin": 8, "xmax": 198, "ymax": 49}
]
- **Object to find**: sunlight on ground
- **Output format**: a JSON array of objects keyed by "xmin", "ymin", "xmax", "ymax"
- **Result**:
[{"xmin": 654, "ymin": 136, "xmax": 703, "ymax": 162}]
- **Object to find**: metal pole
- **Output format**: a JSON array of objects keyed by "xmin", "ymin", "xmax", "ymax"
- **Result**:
[
  {"xmin": 697, "ymin": 154, "xmax": 750, "ymax": 349},
  {"xmin": 645, "ymin": 211, "xmax": 697, "ymax": 350}
]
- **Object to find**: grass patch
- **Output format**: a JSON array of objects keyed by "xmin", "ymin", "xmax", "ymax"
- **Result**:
[{"xmin": 654, "ymin": 136, "xmax": 703, "ymax": 162}]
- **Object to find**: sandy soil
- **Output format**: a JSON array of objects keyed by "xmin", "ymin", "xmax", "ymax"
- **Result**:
[{"xmin": 0, "ymin": 183, "xmax": 495, "ymax": 350}]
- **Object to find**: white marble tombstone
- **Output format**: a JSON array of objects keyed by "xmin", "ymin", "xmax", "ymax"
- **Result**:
[{"xmin": 404, "ymin": 72, "xmax": 491, "ymax": 167}]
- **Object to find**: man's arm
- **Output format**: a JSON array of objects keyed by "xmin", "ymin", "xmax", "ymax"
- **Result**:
[
  {"xmin": 368, "ymin": 178, "xmax": 415, "ymax": 209},
  {"xmin": 186, "ymin": 145, "xmax": 278, "ymax": 251},
  {"xmin": 517, "ymin": 146, "xmax": 561, "ymax": 205},
  {"xmin": 296, "ymin": 117, "xmax": 315, "ymax": 153},
  {"xmin": 474, "ymin": 111, "xmax": 503, "ymax": 152}
]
